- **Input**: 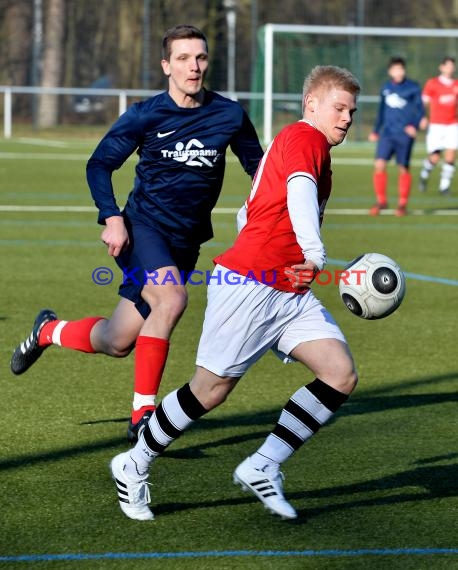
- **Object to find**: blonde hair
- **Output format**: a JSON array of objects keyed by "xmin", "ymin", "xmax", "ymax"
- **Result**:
[{"xmin": 302, "ymin": 65, "xmax": 360, "ymax": 111}]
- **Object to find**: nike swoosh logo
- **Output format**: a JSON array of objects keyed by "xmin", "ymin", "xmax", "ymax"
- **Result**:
[{"xmin": 157, "ymin": 130, "xmax": 176, "ymax": 138}]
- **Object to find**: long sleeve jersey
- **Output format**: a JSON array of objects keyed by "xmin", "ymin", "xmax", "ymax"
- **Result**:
[
  {"xmin": 215, "ymin": 121, "xmax": 331, "ymax": 293},
  {"xmin": 86, "ymin": 90, "xmax": 264, "ymax": 247}
]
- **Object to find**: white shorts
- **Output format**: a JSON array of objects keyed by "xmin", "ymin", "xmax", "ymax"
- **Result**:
[
  {"xmin": 426, "ymin": 123, "xmax": 458, "ymax": 154},
  {"xmin": 196, "ymin": 265, "xmax": 347, "ymax": 377}
]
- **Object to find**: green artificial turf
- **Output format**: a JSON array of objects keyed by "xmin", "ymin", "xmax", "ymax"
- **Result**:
[{"xmin": 0, "ymin": 137, "xmax": 456, "ymax": 570}]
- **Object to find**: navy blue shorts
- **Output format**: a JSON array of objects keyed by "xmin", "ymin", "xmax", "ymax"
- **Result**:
[
  {"xmin": 375, "ymin": 133, "xmax": 415, "ymax": 167},
  {"xmin": 114, "ymin": 216, "xmax": 200, "ymax": 319}
]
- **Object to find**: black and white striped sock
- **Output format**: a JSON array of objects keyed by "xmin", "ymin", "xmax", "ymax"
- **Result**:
[
  {"xmin": 251, "ymin": 378, "xmax": 349, "ymax": 468},
  {"xmin": 126, "ymin": 383, "xmax": 207, "ymax": 477}
]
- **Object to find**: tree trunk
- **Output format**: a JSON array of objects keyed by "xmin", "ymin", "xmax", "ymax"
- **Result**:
[
  {"xmin": 2, "ymin": 0, "xmax": 32, "ymax": 117},
  {"xmin": 37, "ymin": 0, "xmax": 66, "ymax": 128}
]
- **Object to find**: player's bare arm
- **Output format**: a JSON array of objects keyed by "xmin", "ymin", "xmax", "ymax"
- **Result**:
[{"xmin": 101, "ymin": 215, "xmax": 130, "ymax": 257}]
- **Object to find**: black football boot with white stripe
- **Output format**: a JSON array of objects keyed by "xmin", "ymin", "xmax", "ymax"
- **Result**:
[
  {"xmin": 127, "ymin": 409, "xmax": 155, "ymax": 445},
  {"xmin": 111, "ymin": 452, "xmax": 154, "ymax": 520},
  {"xmin": 10, "ymin": 309, "xmax": 57, "ymax": 375},
  {"xmin": 233, "ymin": 457, "xmax": 297, "ymax": 519}
]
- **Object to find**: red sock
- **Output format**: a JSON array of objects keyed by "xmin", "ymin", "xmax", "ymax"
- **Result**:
[
  {"xmin": 132, "ymin": 336, "xmax": 170, "ymax": 424},
  {"xmin": 38, "ymin": 317, "xmax": 104, "ymax": 352},
  {"xmin": 398, "ymin": 171, "xmax": 412, "ymax": 207},
  {"xmin": 373, "ymin": 171, "xmax": 388, "ymax": 206}
]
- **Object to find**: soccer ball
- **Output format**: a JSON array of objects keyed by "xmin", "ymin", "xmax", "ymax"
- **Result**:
[{"xmin": 338, "ymin": 253, "xmax": 406, "ymax": 319}]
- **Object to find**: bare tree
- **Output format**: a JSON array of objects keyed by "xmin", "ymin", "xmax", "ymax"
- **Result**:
[
  {"xmin": 37, "ymin": 0, "xmax": 66, "ymax": 128},
  {"xmin": 118, "ymin": 1, "xmax": 143, "ymax": 88},
  {"xmin": 0, "ymin": 0, "xmax": 32, "ymax": 117},
  {"xmin": 2, "ymin": 0, "xmax": 458, "ymax": 130},
  {"xmin": 1, "ymin": 0, "xmax": 32, "ymax": 85}
]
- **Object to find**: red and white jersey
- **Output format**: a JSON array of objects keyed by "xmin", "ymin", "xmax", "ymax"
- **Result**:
[
  {"xmin": 214, "ymin": 121, "xmax": 331, "ymax": 293},
  {"xmin": 422, "ymin": 75, "xmax": 458, "ymax": 125}
]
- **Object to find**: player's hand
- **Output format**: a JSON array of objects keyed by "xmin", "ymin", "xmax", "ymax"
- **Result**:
[
  {"xmin": 404, "ymin": 124, "xmax": 417, "ymax": 138},
  {"xmin": 419, "ymin": 116, "xmax": 428, "ymax": 131},
  {"xmin": 368, "ymin": 132, "xmax": 379, "ymax": 142},
  {"xmin": 284, "ymin": 260, "xmax": 319, "ymax": 291},
  {"xmin": 101, "ymin": 216, "xmax": 129, "ymax": 257}
]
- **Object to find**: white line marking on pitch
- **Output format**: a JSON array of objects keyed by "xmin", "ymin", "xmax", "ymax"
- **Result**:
[{"xmin": 0, "ymin": 205, "xmax": 457, "ymax": 216}]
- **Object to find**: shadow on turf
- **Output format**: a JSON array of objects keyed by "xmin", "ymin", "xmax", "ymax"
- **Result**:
[
  {"xmin": 415, "ymin": 452, "xmax": 458, "ymax": 464},
  {"xmin": 1, "ymin": 372, "xmax": 456, "ymax": 519},
  {"xmin": 289, "ymin": 461, "xmax": 458, "ymax": 521},
  {"xmin": 151, "ymin": 461, "xmax": 458, "ymax": 520},
  {"xmin": 3, "ymin": 440, "xmax": 453, "ymax": 522},
  {"xmin": 1, "ymin": 413, "xmax": 456, "ymax": 522},
  {"xmin": 1, "ymin": 370, "xmax": 457, "ymax": 471},
  {"xmin": 79, "ymin": 367, "xmax": 458, "ymax": 431}
]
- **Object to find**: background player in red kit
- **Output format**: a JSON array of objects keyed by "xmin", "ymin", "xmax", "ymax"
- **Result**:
[
  {"xmin": 110, "ymin": 65, "xmax": 360, "ymax": 521},
  {"xmin": 419, "ymin": 56, "xmax": 458, "ymax": 194},
  {"xmin": 10, "ymin": 25, "xmax": 263, "ymax": 443}
]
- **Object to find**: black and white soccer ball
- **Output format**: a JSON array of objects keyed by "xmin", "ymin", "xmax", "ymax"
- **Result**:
[{"xmin": 338, "ymin": 253, "xmax": 406, "ymax": 319}]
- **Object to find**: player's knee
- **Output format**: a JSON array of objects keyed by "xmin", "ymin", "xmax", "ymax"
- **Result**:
[
  {"xmin": 204, "ymin": 387, "xmax": 230, "ymax": 409},
  {"xmin": 90, "ymin": 321, "xmax": 134, "ymax": 357},
  {"xmin": 169, "ymin": 290, "xmax": 188, "ymax": 317},
  {"xmin": 190, "ymin": 373, "xmax": 237, "ymax": 410},
  {"xmin": 104, "ymin": 332, "xmax": 134, "ymax": 357},
  {"xmin": 108, "ymin": 345, "xmax": 133, "ymax": 358},
  {"xmin": 102, "ymin": 338, "xmax": 133, "ymax": 358},
  {"xmin": 158, "ymin": 293, "xmax": 188, "ymax": 322},
  {"xmin": 323, "ymin": 362, "xmax": 358, "ymax": 395},
  {"xmin": 336, "ymin": 366, "xmax": 358, "ymax": 395},
  {"xmin": 143, "ymin": 286, "xmax": 188, "ymax": 321},
  {"xmin": 92, "ymin": 342, "xmax": 132, "ymax": 358},
  {"xmin": 346, "ymin": 369, "xmax": 359, "ymax": 392}
]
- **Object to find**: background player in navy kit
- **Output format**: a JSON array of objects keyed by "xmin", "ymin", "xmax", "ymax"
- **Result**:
[
  {"xmin": 368, "ymin": 57, "xmax": 424, "ymax": 216},
  {"xmin": 10, "ymin": 25, "xmax": 264, "ymax": 442}
]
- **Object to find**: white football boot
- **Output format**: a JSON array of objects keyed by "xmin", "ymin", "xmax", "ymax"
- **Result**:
[
  {"xmin": 233, "ymin": 457, "xmax": 297, "ymax": 520},
  {"xmin": 110, "ymin": 452, "xmax": 154, "ymax": 520}
]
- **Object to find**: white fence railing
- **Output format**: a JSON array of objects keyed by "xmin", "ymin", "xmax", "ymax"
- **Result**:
[
  {"xmin": 1, "ymin": 85, "xmax": 378, "ymax": 142},
  {"xmin": 0, "ymin": 86, "xmax": 165, "ymax": 139}
]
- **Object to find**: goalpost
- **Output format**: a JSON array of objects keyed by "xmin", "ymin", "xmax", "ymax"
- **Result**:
[{"xmin": 261, "ymin": 24, "xmax": 458, "ymax": 144}]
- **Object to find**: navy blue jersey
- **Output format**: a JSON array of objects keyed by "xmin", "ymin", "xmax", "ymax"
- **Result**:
[
  {"xmin": 87, "ymin": 90, "xmax": 263, "ymax": 246},
  {"xmin": 373, "ymin": 78, "xmax": 424, "ymax": 136}
]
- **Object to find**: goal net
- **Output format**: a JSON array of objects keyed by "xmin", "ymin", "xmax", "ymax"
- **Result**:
[{"xmin": 251, "ymin": 25, "xmax": 458, "ymax": 144}]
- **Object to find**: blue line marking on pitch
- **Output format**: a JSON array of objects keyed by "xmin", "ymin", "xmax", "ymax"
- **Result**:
[
  {"xmin": 327, "ymin": 258, "xmax": 458, "ymax": 287},
  {"xmin": 0, "ymin": 548, "xmax": 457, "ymax": 562},
  {"xmin": 0, "ymin": 241, "xmax": 456, "ymax": 286},
  {"xmin": 402, "ymin": 272, "xmax": 458, "ymax": 286}
]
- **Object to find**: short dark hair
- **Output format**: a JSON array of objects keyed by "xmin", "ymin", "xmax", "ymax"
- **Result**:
[
  {"xmin": 162, "ymin": 25, "xmax": 208, "ymax": 60},
  {"xmin": 388, "ymin": 57, "xmax": 406, "ymax": 68},
  {"xmin": 441, "ymin": 56, "xmax": 456, "ymax": 65}
]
